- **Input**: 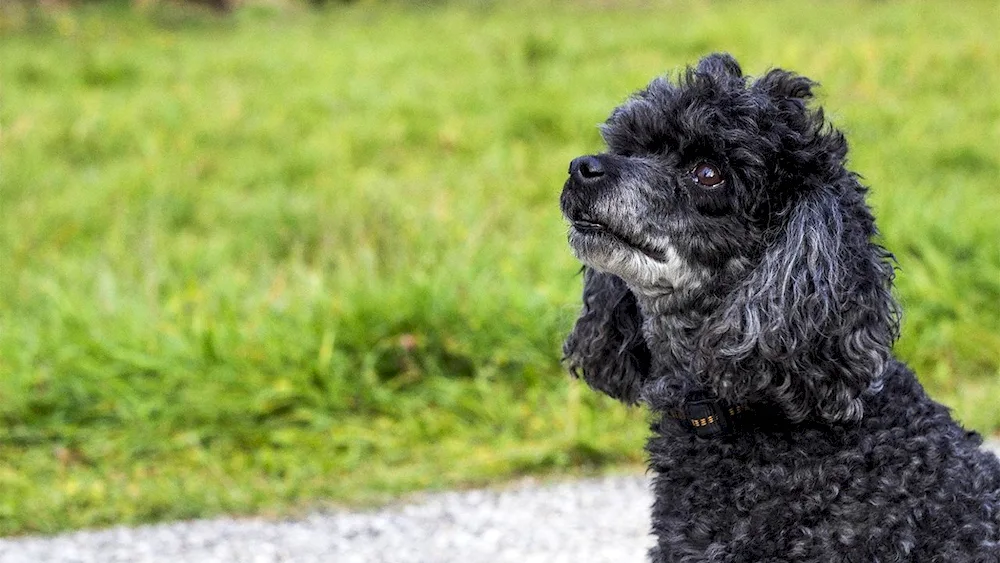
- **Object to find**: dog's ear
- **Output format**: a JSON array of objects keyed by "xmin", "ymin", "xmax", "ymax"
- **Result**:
[
  {"xmin": 563, "ymin": 268, "xmax": 650, "ymax": 404},
  {"xmin": 695, "ymin": 52, "xmax": 743, "ymax": 80},
  {"xmin": 698, "ymin": 181, "xmax": 900, "ymax": 423}
]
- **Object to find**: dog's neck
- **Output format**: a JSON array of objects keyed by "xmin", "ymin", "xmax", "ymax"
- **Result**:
[
  {"xmin": 631, "ymin": 284, "xmax": 723, "ymax": 349},
  {"xmin": 630, "ymin": 288, "xmax": 725, "ymax": 411},
  {"xmin": 633, "ymin": 290, "xmax": 781, "ymax": 436}
]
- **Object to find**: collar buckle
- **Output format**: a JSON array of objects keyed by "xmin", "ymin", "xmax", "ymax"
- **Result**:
[{"xmin": 669, "ymin": 395, "xmax": 750, "ymax": 438}]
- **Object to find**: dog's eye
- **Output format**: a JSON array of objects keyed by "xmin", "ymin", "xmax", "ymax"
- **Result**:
[{"xmin": 691, "ymin": 162, "xmax": 725, "ymax": 188}]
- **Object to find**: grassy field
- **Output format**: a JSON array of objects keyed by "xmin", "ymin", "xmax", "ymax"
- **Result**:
[{"xmin": 1, "ymin": 0, "xmax": 998, "ymax": 536}]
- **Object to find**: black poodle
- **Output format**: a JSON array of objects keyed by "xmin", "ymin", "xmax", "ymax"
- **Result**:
[{"xmin": 559, "ymin": 53, "xmax": 1000, "ymax": 562}]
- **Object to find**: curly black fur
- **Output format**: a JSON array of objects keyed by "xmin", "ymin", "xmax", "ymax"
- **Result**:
[
  {"xmin": 563, "ymin": 267, "xmax": 650, "ymax": 404},
  {"xmin": 560, "ymin": 53, "xmax": 1000, "ymax": 562}
]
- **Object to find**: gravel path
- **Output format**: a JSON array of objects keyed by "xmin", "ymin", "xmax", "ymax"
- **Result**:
[
  {"xmin": 4, "ymin": 442, "xmax": 998, "ymax": 563},
  {"xmin": 0, "ymin": 476, "xmax": 653, "ymax": 563}
]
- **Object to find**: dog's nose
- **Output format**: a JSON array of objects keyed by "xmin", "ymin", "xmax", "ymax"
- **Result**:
[{"xmin": 569, "ymin": 156, "xmax": 605, "ymax": 183}]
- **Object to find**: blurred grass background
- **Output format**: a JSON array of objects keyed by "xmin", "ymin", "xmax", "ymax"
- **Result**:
[{"xmin": 1, "ymin": 0, "xmax": 998, "ymax": 536}]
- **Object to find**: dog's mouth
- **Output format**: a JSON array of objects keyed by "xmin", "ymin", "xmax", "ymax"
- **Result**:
[
  {"xmin": 570, "ymin": 219, "xmax": 604, "ymax": 233},
  {"xmin": 570, "ymin": 219, "xmax": 668, "ymax": 262}
]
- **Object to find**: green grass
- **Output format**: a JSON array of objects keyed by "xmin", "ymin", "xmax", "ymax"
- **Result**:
[{"xmin": 1, "ymin": 0, "xmax": 998, "ymax": 536}]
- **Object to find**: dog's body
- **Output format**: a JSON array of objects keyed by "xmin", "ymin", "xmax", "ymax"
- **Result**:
[
  {"xmin": 648, "ymin": 359, "xmax": 999, "ymax": 561},
  {"xmin": 560, "ymin": 54, "xmax": 1000, "ymax": 562}
]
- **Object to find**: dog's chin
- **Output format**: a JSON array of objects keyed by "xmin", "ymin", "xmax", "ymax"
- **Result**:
[
  {"xmin": 568, "ymin": 225, "xmax": 696, "ymax": 295},
  {"xmin": 569, "ymin": 222, "xmax": 667, "ymax": 261}
]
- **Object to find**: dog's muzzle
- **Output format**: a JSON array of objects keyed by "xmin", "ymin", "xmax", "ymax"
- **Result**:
[{"xmin": 561, "ymin": 154, "xmax": 611, "ymax": 226}]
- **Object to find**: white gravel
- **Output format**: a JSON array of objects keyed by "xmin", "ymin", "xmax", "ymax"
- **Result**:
[
  {"xmin": 0, "ymin": 475, "xmax": 653, "ymax": 563},
  {"xmin": 3, "ymin": 442, "xmax": 998, "ymax": 563}
]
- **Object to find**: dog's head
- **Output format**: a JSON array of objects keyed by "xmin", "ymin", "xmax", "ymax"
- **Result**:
[{"xmin": 561, "ymin": 53, "xmax": 899, "ymax": 422}]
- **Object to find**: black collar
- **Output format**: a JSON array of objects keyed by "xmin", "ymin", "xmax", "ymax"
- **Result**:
[{"xmin": 666, "ymin": 393, "xmax": 753, "ymax": 438}]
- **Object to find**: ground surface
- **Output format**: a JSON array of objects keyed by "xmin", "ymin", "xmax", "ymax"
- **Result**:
[{"xmin": 3, "ymin": 442, "xmax": 998, "ymax": 563}]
